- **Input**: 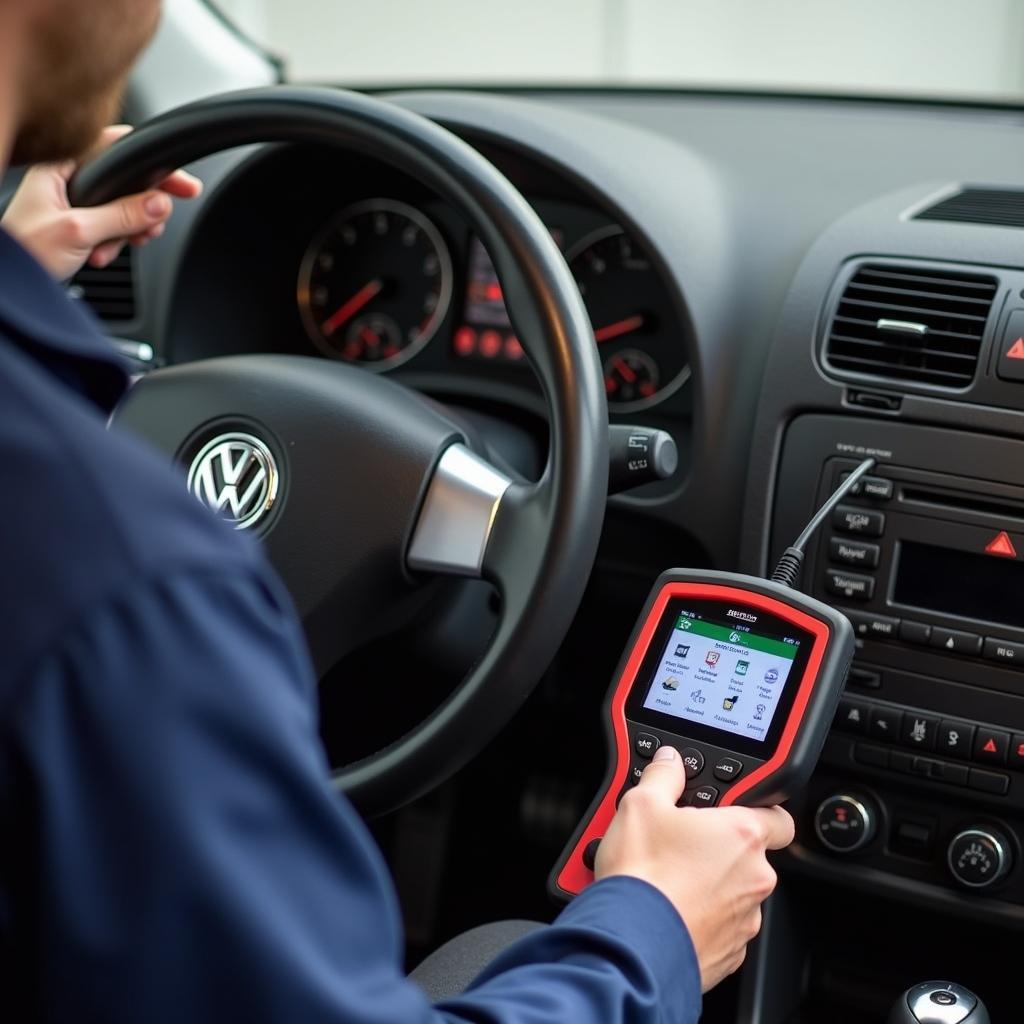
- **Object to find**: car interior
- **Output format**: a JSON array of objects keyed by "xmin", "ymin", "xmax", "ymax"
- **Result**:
[{"xmin": 24, "ymin": 1, "xmax": 1024, "ymax": 1020}]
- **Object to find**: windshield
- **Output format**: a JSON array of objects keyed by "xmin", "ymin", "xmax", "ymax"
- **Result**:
[{"xmin": 212, "ymin": 0, "xmax": 1024, "ymax": 103}]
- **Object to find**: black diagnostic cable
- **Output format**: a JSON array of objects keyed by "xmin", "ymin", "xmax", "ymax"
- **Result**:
[{"xmin": 770, "ymin": 457, "xmax": 877, "ymax": 589}]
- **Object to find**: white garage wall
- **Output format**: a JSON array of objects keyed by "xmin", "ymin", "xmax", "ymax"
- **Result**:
[{"xmin": 213, "ymin": 0, "xmax": 1024, "ymax": 99}]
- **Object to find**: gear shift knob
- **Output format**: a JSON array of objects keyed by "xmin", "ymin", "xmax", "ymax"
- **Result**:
[{"xmin": 888, "ymin": 982, "xmax": 990, "ymax": 1024}]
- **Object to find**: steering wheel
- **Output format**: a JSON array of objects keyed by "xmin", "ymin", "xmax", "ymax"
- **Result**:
[{"xmin": 69, "ymin": 87, "xmax": 608, "ymax": 815}]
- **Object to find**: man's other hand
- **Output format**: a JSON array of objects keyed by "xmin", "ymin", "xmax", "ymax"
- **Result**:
[
  {"xmin": 2, "ymin": 125, "xmax": 201, "ymax": 280},
  {"xmin": 595, "ymin": 744, "xmax": 795, "ymax": 993}
]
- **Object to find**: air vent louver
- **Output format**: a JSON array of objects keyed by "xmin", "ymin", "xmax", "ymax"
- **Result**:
[
  {"xmin": 915, "ymin": 188, "xmax": 1024, "ymax": 229},
  {"xmin": 824, "ymin": 264, "xmax": 997, "ymax": 388},
  {"xmin": 68, "ymin": 248, "xmax": 136, "ymax": 322}
]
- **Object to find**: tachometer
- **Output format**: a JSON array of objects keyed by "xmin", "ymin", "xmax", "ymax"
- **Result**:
[
  {"xmin": 566, "ymin": 226, "xmax": 690, "ymax": 413},
  {"xmin": 298, "ymin": 198, "xmax": 453, "ymax": 369}
]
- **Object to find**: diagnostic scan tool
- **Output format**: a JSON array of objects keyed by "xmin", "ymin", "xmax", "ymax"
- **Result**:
[{"xmin": 550, "ymin": 461, "xmax": 872, "ymax": 899}]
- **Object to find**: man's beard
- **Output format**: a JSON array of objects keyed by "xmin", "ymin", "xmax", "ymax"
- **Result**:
[
  {"xmin": 11, "ymin": 84, "xmax": 124, "ymax": 167},
  {"xmin": 10, "ymin": 1, "xmax": 159, "ymax": 167}
]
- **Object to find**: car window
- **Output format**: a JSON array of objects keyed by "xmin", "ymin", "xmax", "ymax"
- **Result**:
[{"xmin": 211, "ymin": 0, "xmax": 1024, "ymax": 102}]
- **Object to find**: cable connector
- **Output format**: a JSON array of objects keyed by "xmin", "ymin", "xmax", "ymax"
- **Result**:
[
  {"xmin": 769, "ymin": 457, "xmax": 876, "ymax": 589},
  {"xmin": 770, "ymin": 546, "xmax": 805, "ymax": 589}
]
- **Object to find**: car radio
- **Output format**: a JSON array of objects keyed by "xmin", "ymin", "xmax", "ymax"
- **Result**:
[
  {"xmin": 810, "ymin": 458, "xmax": 1024, "ymax": 670},
  {"xmin": 550, "ymin": 464, "xmax": 867, "ymax": 900}
]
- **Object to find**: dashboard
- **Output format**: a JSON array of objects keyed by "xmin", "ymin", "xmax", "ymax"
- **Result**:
[
  {"xmin": 94, "ymin": 83, "xmax": 1024, "ymax": 1020},
  {"xmin": 165, "ymin": 143, "xmax": 694, "ymax": 426}
]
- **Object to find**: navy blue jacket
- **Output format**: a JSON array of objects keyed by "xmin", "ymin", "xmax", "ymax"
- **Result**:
[{"xmin": 0, "ymin": 226, "xmax": 701, "ymax": 1023}]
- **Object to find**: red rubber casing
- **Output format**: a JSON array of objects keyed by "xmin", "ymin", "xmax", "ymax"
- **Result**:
[{"xmin": 550, "ymin": 568, "xmax": 854, "ymax": 901}]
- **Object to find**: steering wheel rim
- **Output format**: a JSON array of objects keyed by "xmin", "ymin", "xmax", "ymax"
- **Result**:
[{"xmin": 71, "ymin": 86, "xmax": 608, "ymax": 814}]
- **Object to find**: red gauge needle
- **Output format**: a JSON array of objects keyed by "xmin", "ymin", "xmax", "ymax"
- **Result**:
[
  {"xmin": 321, "ymin": 278, "xmax": 383, "ymax": 337},
  {"xmin": 611, "ymin": 355, "xmax": 637, "ymax": 383},
  {"xmin": 594, "ymin": 314, "xmax": 645, "ymax": 344}
]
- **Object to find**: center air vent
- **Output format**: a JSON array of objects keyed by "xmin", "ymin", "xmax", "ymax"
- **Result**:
[
  {"xmin": 67, "ymin": 247, "xmax": 136, "ymax": 323},
  {"xmin": 823, "ymin": 263, "xmax": 998, "ymax": 388}
]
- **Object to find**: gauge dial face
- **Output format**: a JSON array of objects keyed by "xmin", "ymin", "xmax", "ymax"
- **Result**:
[
  {"xmin": 567, "ymin": 225, "xmax": 690, "ymax": 412},
  {"xmin": 603, "ymin": 348, "xmax": 660, "ymax": 404},
  {"xmin": 298, "ymin": 198, "xmax": 453, "ymax": 370}
]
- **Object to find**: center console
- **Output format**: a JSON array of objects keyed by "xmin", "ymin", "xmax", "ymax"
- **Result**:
[{"xmin": 772, "ymin": 414, "xmax": 1024, "ymax": 912}]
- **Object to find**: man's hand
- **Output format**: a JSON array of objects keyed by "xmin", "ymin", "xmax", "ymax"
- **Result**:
[
  {"xmin": 596, "ymin": 744, "xmax": 795, "ymax": 992},
  {"xmin": 1, "ymin": 126, "xmax": 202, "ymax": 281}
]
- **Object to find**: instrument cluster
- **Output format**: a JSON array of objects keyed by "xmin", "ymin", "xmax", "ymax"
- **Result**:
[{"xmin": 296, "ymin": 196, "xmax": 691, "ymax": 413}]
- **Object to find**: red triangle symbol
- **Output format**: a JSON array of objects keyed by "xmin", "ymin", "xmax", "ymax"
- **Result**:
[
  {"xmin": 983, "ymin": 738, "xmax": 998, "ymax": 753},
  {"xmin": 1007, "ymin": 338, "xmax": 1024, "ymax": 360},
  {"xmin": 985, "ymin": 531, "xmax": 1017, "ymax": 558}
]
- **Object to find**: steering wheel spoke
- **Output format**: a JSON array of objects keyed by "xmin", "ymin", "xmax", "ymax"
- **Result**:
[{"xmin": 406, "ymin": 444, "xmax": 513, "ymax": 578}]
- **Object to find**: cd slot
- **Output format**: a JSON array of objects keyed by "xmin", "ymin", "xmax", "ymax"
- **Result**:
[{"xmin": 899, "ymin": 486, "xmax": 1024, "ymax": 525}]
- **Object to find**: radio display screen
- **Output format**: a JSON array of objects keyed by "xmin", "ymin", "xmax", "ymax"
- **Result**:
[
  {"xmin": 641, "ymin": 612, "xmax": 799, "ymax": 744},
  {"xmin": 894, "ymin": 540, "xmax": 1024, "ymax": 630}
]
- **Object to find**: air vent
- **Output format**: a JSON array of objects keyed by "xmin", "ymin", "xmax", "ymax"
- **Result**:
[
  {"xmin": 824, "ymin": 264, "xmax": 998, "ymax": 388},
  {"xmin": 68, "ymin": 248, "xmax": 136, "ymax": 322},
  {"xmin": 915, "ymin": 188, "xmax": 1024, "ymax": 229}
]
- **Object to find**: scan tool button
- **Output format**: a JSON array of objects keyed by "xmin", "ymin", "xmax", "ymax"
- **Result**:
[
  {"xmin": 634, "ymin": 733, "xmax": 660, "ymax": 759},
  {"xmin": 691, "ymin": 785, "xmax": 720, "ymax": 808},
  {"xmin": 681, "ymin": 748, "xmax": 705, "ymax": 777},
  {"xmin": 713, "ymin": 757, "xmax": 744, "ymax": 782}
]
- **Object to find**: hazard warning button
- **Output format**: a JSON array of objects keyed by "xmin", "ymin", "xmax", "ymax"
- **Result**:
[
  {"xmin": 985, "ymin": 531, "xmax": 1017, "ymax": 558},
  {"xmin": 972, "ymin": 727, "xmax": 1009, "ymax": 766},
  {"xmin": 996, "ymin": 310, "xmax": 1024, "ymax": 382}
]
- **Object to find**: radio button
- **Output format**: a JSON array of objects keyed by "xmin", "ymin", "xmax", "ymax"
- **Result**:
[
  {"xmin": 832, "ymin": 505, "xmax": 885, "ymax": 537},
  {"xmin": 680, "ymin": 747, "xmax": 705, "ymax": 777},
  {"xmin": 937, "ymin": 719, "xmax": 976, "ymax": 760},
  {"xmin": 848, "ymin": 666, "xmax": 881, "ymax": 689},
  {"xmin": 900, "ymin": 713, "xmax": 938, "ymax": 750},
  {"xmin": 862, "ymin": 477, "xmax": 894, "ymax": 500},
  {"xmin": 983, "ymin": 637, "xmax": 1024, "ymax": 667},
  {"xmin": 847, "ymin": 611, "xmax": 899, "ymax": 640},
  {"xmin": 973, "ymin": 728, "xmax": 1010, "ymax": 765},
  {"xmin": 967, "ymin": 769, "xmax": 1010, "ymax": 796},
  {"xmin": 1010, "ymin": 735, "xmax": 1024, "ymax": 771},
  {"xmin": 839, "ymin": 474, "xmax": 893, "ymax": 500},
  {"xmin": 868, "ymin": 705, "xmax": 902, "ymax": 743},
  {"xmin": 929, "ymin": 760, "xmax": 969, "ymax": 786},
  {"xmin": 836, "ymin": 699, "xmax": 869, "ymax": 734},
  {"xmin": 830, "ymin": 537, "xmax": 880, "ymax": 569},
  {"xmin": 825, "ymin": 570, "xmax": 875, "ymax": 601},
  {"xmin": 929, "ymin": 627, "xmax": 982, "ymax": 656},
  {"xmin": 634, "ymin": 733, "xmax": 660, "ymax": 759},
  {"xmin": 853, "ymin": 742, "xmax": 889, "ymax": 768},
  {"xmin": 899, "ymin": 620, "xmax": 931, "ymax": 645}
]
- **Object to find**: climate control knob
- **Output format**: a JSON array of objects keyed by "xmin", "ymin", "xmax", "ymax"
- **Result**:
[
  {"xmin": 947, "ymin": 828, "xmax": 1012, "ymax": 890},
  {"xmin": 814, "ymin": 793, "xmax": 877, "ymax": 853}
]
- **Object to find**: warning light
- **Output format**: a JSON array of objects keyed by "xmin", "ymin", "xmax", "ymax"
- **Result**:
[
  {"xmin": 454, "ymin": 326, "xmax": 477, "ymax": 357},
  {"xmin": 1006, "ymin": 338, "xmax": 1024, "ymax": 360},
  {"xmin": 479, "ymin": 330, "xmax": 503, "ymax": 359},
  {"xmin": 504, "ymin": 335, "xmax": 524, "ymax": 361},
  {"xmin": 983, "ymin": 737, "xmax": 998, "ymax": 754},
  {"xmin": 985, "ymin": 531, "xmax": 1017, "ymax": 559}
]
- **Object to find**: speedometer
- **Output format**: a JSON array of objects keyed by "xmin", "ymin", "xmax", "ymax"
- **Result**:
[
  {"xmin": 298, "ymin": 198, "xmax": 453, "ymax": 370},
  {"xmin": 566, "ymin": 226, "xmax": 690, "ymax": 413}
]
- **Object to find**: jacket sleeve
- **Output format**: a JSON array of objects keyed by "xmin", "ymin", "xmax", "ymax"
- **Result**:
[{"xmin": 0, "ymin": 565, "xmax": 700, "ymax": 1024}]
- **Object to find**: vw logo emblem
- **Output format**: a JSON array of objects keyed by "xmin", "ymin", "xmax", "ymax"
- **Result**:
[{"xmin": 187, "ymin": 432, "xmax": 279, "ymax": 530}]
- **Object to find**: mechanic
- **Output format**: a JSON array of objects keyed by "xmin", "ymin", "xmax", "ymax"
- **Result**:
[{"xmin": 0, "ymin": 3, "xmax": 794, "ymax": 1021}]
